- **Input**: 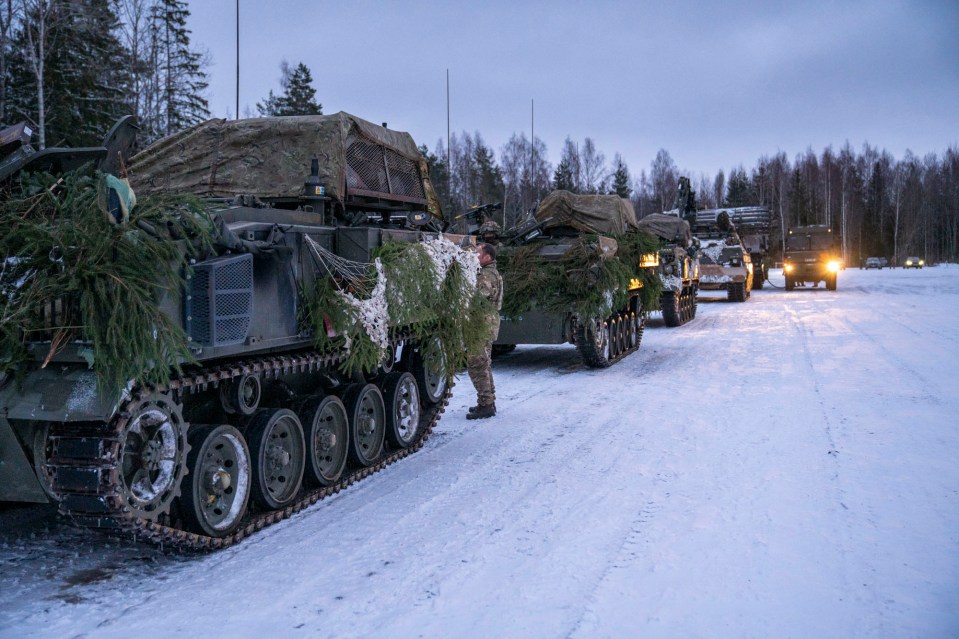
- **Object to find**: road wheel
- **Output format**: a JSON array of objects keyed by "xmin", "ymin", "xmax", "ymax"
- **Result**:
[
  {"xmin": 412, "ymin": 339, "xmax": 447, "ymax": 404},
  {"xmin": 753, "ymin": 265, "xmax": 764, "ymax": 290},
  {"xmin": 826, "ymin": 274, "xmax": 838, "ymax": 291},
  {"xmin": 382, "ymin": 372, "xmax": 422, "ymax": 449},
  {"xmin": 246, "ymin": 408, "xmax": 306, "ymax": 510},
  {"xmin": 343, "ymin": 383, "xmax": 386, "ymax": 466},
  {"xmin": 575, "ymin": 319, "xmax": 611, "ymax": 368},
  {"xmin": 785, "ymin": 276, "xmax": 795, "ymax": 291},
  {"xmin": 298, "ymin": 395, "xmax": 349, "ymax": 487},
  {"xmin": 661, "ymin": 290, "xmax": 682, "ymax": 327},
  {"xmin": 181, "ymin": 424, "xmax": 251, "ymax": 538}
]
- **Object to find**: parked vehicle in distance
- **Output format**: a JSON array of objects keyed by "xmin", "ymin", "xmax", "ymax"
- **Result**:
[
  {"xmin": 879, "ymin": 257, "xmax": 889, "ymax": 268},
  {"xmin": 904, "ymin": 256, "xmax": 924, "ymax": 268},
  {"xmin": 864, "ymin": 257, "xmax": 883, "ymax": 269}
]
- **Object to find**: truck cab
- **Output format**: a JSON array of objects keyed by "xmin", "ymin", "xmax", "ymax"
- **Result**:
[{"xmin": 783, "ymin": 225, "xmax": 841, "ymax": 291}]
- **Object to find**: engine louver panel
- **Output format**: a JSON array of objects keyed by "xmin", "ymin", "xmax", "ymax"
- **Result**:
[{"xmin": 188, "ymin": 253, "xmax": 253, "ymax": 347}]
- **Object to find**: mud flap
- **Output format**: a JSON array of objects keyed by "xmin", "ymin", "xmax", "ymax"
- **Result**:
[{"xmin": 0, "ymin": 413, "xmax": 49, "ymax": 502}]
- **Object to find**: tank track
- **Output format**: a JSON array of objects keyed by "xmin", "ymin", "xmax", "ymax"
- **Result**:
[
  {"xmin": 661, "ymin": 284, "xmax": 698, "ymax": 327},
  {"xmin": 575, "ymin": 308, "xmax": 645, "ymax": 368},
  {"xmin": 45, "ymin": 343, "xmax": 451, "ymax": 552}
]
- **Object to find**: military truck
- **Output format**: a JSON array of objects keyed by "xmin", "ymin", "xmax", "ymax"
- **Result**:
[
  {"xmin": 783, "ymin": 224, "xmax": 841, "ymax": 290},
  {"xmin": 493, "ymin": 191, "xmax": 661, "ymax": 368},
  {"xmin": 690, "ymin": 210, "xmax": 754, "ymax": 302},
  {"xmin": 635, "ymin": 178, "xmax": 700, "ymax": 326},
  {"xmin": 693, "ymin": 206, "xmax": 771, "ymax": 290},
  {"xmin": 0, "ymin": 113, "xmax": 479, "ymax": 550}
]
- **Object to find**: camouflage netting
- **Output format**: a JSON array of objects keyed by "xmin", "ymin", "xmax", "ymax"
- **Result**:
[
  {"xmin": 636, "ymin": 213, "xmax": 693, "ymax": 247},
  {"xmin": 301, "ymin": 236, "xmax": 491, "ymax": 378},
  {"xmin": 535, "ymin": 190, "xmax": 639, "ymax": 235},
  {"xmin": 498, "ymin": 230, "xmax": 663, "ymax": 321},
  {"xmin": 128, "ymin": 111, "xmax": 443, "ymax": 218}
]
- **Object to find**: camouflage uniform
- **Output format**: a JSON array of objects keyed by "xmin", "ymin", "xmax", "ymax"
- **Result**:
[{"xmin": 467, "ymin": 261, "xmax": 503, "ymax": 408}]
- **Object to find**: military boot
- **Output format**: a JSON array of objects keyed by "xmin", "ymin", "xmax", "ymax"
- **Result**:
[{"xmin": 466, "ymin": 403, "xmax": 496, "ymax": 420}]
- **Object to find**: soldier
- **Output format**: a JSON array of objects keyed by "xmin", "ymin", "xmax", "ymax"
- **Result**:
[
  {"xmin": 467, "ymin": 242, "xmax": 503, "ymax": 420},
  {"xmin": 477, "ymin": 220, "xmax": 502, "ymax": 245}
]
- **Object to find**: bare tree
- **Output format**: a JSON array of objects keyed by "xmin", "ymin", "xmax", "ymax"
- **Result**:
[
  {"xmin": 650, "ymin": 149, "xmax": 678, "ymax": 212},
  {"xmin": 580, "ymin": 137, "xmax": 606, "ymax": 194},
  {"xmin": 115, "ymin": 0, "xmax": 152, "ymax": 127},
  {"xmin": 20, "ymin": 0, "xmax": 58, "ymax": 148}
]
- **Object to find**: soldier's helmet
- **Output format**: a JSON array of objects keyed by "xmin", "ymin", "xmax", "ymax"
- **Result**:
[{"xmin": 478, "ymin": 220, "xmax": 502, "ymax": 241}]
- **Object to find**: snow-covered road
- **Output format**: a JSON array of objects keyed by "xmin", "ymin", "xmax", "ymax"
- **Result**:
[{"xmin": 2, "ymin": 266, "xmax": 958, "ymax": 639}]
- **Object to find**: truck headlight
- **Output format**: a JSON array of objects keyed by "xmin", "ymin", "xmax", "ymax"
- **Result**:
[
  {"xmin": 827, "ymin": 261, "xmax": 840, "ymax": 273},
  {"xmin": 919, "ymin": 259, "xmax": 925, "ymax": 266},
  {"xmin": 784, "ymin": 263, "xmax": 794, "ymax": 273}
]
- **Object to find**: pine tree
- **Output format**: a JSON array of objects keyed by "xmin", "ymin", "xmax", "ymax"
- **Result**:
[
  {"xmin": 8, "ymin": 0, "xmax": 131, "ymax": 148},
  {"xmin": 611, "ymin": 155, "xmax": 631, "ymax": 198},
  {"xmin": 473, "ymin": 140, "xmax": 502, "ymax": 205},
  {"xmin": 725, "ymin": 166, "xmax": 753, "ymax": 207},
  {"xmin": 553, "ymin": 157, "xmax": 574, "ymax": 191},
  {"xmin": 153, "ymin": 0, "xmax": 208, "ymax": 137},
  {"xmin": 257, "ymin": 61, "xmax": 321, "ymax": 116}
]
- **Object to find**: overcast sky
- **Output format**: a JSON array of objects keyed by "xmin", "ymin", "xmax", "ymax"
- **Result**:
[{"xmin": 186, "ymin": 0, "xmax": 958, "ymax": 181}]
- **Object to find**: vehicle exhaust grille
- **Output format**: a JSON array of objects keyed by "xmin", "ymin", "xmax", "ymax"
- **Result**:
[
  {"xmin": 346, "ymin": 133, "xmax": 426, "ymax": 201},
  {"xmin": 187, "ymin": 253, "xmax": 253, "ymax": 347}
]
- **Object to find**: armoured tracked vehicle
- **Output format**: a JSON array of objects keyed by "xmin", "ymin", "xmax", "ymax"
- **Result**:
[
  {"xmin": 693, "ymin": 206, "xmax": 771, "ymax": 294},
  {"xmin": 693, "ymin": 207, "xmax": 771, "ymax": 289},
  {"xmin": 690, "ymin": 211, "xmax": 754, "ymax": 302},
  {"xmin": 493, "ymin": 191, "xmax": 661, "ymax": 368},
  {"xmin": 0, "ymin": 113, "xmax": 476, "ymax": 550},
  {"xmin": 783, "ymin": 225, "xmax": 841, "ymax": 291},
  {"xmin": 636, "ymin": 178, "xmax": 700, "ymax": 326}
]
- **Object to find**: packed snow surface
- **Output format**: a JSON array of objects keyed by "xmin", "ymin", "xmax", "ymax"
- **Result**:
[{"xmin": 2, "ymin": 267, "xmax": 958, "ymax": 638}]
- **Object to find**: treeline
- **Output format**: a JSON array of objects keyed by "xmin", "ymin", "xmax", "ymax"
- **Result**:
[
  {"xmin": 3, "ymin": 3, "xmax": 956, "ymax": 264},
  {"xmin": 426, "ymin": 132, "xmax": 959, "ymax": 265},
  {"xmin": 1, "ymin": 0, "xmax": 208, "ymax": 148}
]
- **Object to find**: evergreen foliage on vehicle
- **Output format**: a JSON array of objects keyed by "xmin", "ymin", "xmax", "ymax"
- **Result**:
[
  {"xmin": 301, "ymin": 237, "xmax": 493, "ymax": 379},
  {"xmin": 498, "ymin": 231, "xmax": 663, "ymax": 321},
  {"xmin": 0, "ymin": 166, "xmax": 215, "ymax": 390}
]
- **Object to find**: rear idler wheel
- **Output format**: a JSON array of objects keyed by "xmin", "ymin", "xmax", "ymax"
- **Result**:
[
  {"xmin": 343, "ymin": 383, "xmax": 386, "ymax": 466},
  {"xmin": 181, "ymin": 424, "xmax": 251, "ymax": 538},
  {"xmin": 382, "ymin": 372, "xmax": 422, "ymax": 449},
  {"xmin": 246, "ymin": 408, "xmax": 306, "ymax": 510},
  {"xmin": 298, "ymin": 395, "xmax": 349, "ymax": 487}
]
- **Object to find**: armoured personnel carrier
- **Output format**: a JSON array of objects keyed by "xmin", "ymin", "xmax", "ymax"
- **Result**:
[
  {"xmin": 0, "ymin": 113, "xmax": 480, "ymax": 550},
  {"xmin": 783, "ymin": 224, "xmax": 841, "ymax": 290},
  {"xmin": 690, "ymin": 210, "xmax": 754, "ymax": 302},
  {"xmin": 636, "ymin": 178, "xmax": 700, "ymax": 326},
  {"xmin": 493, "ymin": 191, "xmax": 661, "ymax": 368}
]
